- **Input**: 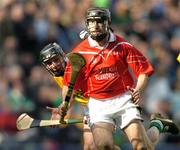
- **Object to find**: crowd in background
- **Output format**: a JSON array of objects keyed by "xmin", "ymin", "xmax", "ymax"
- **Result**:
[{"xmin": 0, "ymin": 0, "xmax": 180, "ymax": 150}]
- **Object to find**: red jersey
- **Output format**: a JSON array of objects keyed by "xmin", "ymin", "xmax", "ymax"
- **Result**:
[{"xmin": 63, "ymin": 32, "xmax": 154, "ymax": 99}]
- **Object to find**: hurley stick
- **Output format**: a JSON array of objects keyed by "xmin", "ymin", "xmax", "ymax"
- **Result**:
[
  {"xmin": 60, "ymin": 53, "xmax": 86, "ymax": 123},
  {"xmin": 16, "ymin": 113, "xmax": 83, "ymax": 131}
]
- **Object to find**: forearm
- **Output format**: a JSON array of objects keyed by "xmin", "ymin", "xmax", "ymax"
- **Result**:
[{"xmin": 135, "ymin": 74, "xmax": 149, "ymax": 92}]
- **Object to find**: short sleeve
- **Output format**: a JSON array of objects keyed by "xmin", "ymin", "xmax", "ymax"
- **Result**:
[{"xmin": 126, "ymin": 45, "xmax": 154, "ymax": 77}]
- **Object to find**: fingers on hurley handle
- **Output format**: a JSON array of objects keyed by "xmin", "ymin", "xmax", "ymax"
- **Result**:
[
  {"xmin": 127, "ymin": 86, "xmax": 135, "ymax": 92},
  {"xmin": 59, "ymin": 102, "xmax": 69, "ymax": 124}
]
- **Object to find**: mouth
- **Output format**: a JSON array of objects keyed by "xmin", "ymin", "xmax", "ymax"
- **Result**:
[
  {"xmin": 91, "ymin": 31, "xmax": 101, "ymax": 35},
  {"xmin": 52, "ymin": 64, "xmax": 63, "ymax": 71}
]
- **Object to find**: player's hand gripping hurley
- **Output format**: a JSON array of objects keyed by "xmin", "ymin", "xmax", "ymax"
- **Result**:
[{"xmin": 60, "ymin": 52, "xmax": 86, "ymax": 123}]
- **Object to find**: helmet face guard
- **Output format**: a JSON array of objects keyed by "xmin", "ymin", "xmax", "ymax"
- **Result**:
[
  {"xmin": 85, "ymin": 7, "xmax": 111, "ymax": 41},
  {"xmin": 40, "ymin": 43, "xmax": 66, "ymax": 76}
]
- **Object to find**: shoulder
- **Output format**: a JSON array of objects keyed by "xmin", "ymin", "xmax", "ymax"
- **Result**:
[
  {"xmin": 115, "ymin": 34, "xmax": 132, "ymax": 46},
  {"xmin": 110, "ymin": 34, "xmax": 134, "ymax": 54},
  {"xmin": 53, "ymin": 76, "xmax": 64, "ymax": 88},
  {"xmin": 73, "ymin": 39, "xmax": 89, "ymax": 52}
]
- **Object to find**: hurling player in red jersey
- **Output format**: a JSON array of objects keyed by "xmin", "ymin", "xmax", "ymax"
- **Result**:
[
  {"xmin": 40, "ymin": 43, "xmax": 121, "ymax": 150},
  {"xmin": 61, "ymin": 7, "xmax": 179, "ymax": 150}
]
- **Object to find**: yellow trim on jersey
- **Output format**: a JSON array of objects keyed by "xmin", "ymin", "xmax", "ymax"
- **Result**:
[
  {"xmin": 73, "ymin": 90, "xmax": 89, "ymax": 105},
  {"xmin": 53, "ymin": 76, "xmax": 88, "ymax": 104},
  {"xmin": 177, "ymin": 53, "xmax": 180, "ymax": 63},
  {"xmin": 54, "ymin": 76, "xmax": 64, "ymax": 88}
]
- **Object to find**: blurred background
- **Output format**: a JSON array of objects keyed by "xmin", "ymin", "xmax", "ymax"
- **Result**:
[{"xmin": 0, "ymin": 0, "xmax": 180, "ymax": 150}]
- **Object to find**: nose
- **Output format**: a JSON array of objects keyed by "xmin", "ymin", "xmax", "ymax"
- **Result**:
[
  {"xmin": 48, "ymin": 61, "xmax": 56, "ymax": 68},
  {"xmin": 52, "ymin": 61, "xmax": 56, "ymax": 65},
  {"xmin": 94, "ymin": 21, "xmax": 99, "ymax": 27},
  {"xmin": 92, "ymin": 22, "xmax": 99, "ymax": 30},
  {"xmin": 90, "ymin": 20, "xmax": 98, "ymax": 26}
]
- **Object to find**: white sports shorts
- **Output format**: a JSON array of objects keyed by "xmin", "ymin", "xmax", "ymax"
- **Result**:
[{"xmin": 88, "ymin": 92, "xmax": 143, "ymax": 129}]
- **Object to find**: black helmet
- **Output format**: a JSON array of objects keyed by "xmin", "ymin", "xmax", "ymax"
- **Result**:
[
  {"xmin": 85, "ymin": 7, "xmax": 111, "ymax": 24},
  {"xmin": 40, "ymin": 43, "xmax": 66, "ymax": 76},
  {"xmin": 85, "ymin": 7, "xmax": 111, "ymax": 41}
]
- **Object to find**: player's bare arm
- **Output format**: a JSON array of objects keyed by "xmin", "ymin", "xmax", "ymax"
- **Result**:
[{"xmin": 128, "ymin": 74, "xmax": 148, "ymax": 104}]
